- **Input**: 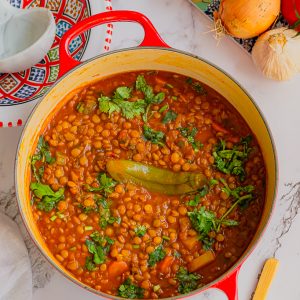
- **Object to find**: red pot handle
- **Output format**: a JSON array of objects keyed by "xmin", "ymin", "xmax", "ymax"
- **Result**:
[
  {"xmin": 212, "ymin": 265, "xmax": 241, "ymax": 300},
  {"xmin": 59, "ymin": 10, "xmax": 170, "ymax": 77}
]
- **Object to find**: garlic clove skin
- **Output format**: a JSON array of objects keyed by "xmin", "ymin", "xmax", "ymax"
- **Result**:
[{"xmin": 252, "ymin": 27, "xmax": 300, "ymax": 81}]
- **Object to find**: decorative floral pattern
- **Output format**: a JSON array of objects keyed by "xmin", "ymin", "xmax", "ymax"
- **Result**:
[
  {"xmin": 0, "ymin": 0, "xmax": 113, "ymax": 128},
  {"xmin": 0, "ymin": 0, "xmax": 91, "ymax": 106}
]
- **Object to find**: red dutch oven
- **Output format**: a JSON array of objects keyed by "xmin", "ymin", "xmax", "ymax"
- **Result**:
[{"xmin": 15, "ymin": 10, "xmax": 277, "ymax": 300}]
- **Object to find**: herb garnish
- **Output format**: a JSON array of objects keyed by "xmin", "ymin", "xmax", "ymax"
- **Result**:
[
  {"xmin": 86, "ymin": 173, "xmax": 116, "ymax": 196},
  {"xmin": 188, "ymin": 206, "xmax": 238, "ymax": 250},
  {"xmin": 159, "ymin": 104, "xmax": 169, "ymax": 113},
  {"xmin": 134, "ymin": 224, "xmax": 147, "ymax": 237},
  {"xmin": 217, "ymin": 179, "xmax": 255, "ymax": 230},
  {"xmin": 176, "ymin": 266, "xmax": 202, "ymax": 294},
  {"xmin": 30, "ymin": 182, "xmax": 64, "ymax": 212},
  {"xmin": 186, "ymin": 77, "xmax": 206, "ymax": 95},
  {"xmin": 213, "ymin": 136, "xmax": 252, "ymax": 181},
  {"xmin": 76, "ymin": 100, "xmax": 97, "ymax": 114},
  {"xmin": 118, "ymin": 278, "xmax": 144, "ymax": 299},
  {"xmin": 173, "ymin": 250, "xmax": 181, "ymax": 258},
  {"xmin": 98, "ymin": 86, "xmax": 146, "ymax": 119},
  {"xmin": 148, "ymin": 244, "xmax": 166, "ymax": 267},
  {"xmin": 78, "ymin": 195, "xmax": 104, "ymax": 214},
  {"xmin": 136, "ymin": 75, "xmax": 165, "ymax": 122},
  {"xmin": 143, "ymin": 125, "xmax": 165, "ymax": 146},
  {"xmin": 178, "ymin": 127, "xmax": 203, "ymax": 152},
  {"xmin": 31, "ymin": 136, "xmax": 55, "ymax": 181},
  {"xmin": 187, "ymin": 185, "xmax": 209, "ymax": 206},
  {"xmin": 85, "ymin": 231, "xmax": 114, "ymax": 271},
  {"xmin": 97, "ymin": 197, "xmax": 121, "ymax": 229},
  {"xmin": 162, "ymin": 110, "xmax": 177, "ymax": 124}
]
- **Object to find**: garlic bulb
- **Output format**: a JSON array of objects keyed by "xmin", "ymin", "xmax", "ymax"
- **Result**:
[{"xmin": 252, "ymin": 27, "xmax": 300, "ymax": 81}]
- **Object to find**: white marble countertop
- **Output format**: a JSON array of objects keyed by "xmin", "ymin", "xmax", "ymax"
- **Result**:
[{"xmin": 1, "ymin": 0, "xmax": 300, "ymax": 299}]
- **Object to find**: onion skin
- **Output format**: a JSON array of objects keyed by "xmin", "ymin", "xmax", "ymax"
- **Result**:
[
  {"xmin": 216, "ymin": 0, "xmax": 280, "ymax": 39},
  {"xmin": 252, "ymin": 28, "xmax": 300, "ymax": 81}
]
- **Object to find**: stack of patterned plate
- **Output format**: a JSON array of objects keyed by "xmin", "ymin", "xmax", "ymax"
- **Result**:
[{"xmin": 0, "ymin": 0, "xmax": 113, "ymax": 127}]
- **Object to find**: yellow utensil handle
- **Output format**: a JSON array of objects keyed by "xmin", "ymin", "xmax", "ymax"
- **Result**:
[{"xmin": 252, "ymin": 258, "xmax": 279, "ymax": 300}]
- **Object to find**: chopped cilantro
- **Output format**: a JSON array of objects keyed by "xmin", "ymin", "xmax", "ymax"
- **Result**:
[
  {"xmin": 85, "ymin": 239, "xmax": 106, "ymax": 265},
  {"xmin": 76, "ymin": 100, "xmax": 97, "ymax": 114},
  {"xmin": 148, "ymin": 244, "xmax": 166, "ymax": 267},
  {"xmin": 85, "ymin": 256, "xmax": 96, "ymax": 271},
  {"xmin": 187, "ymin": 185, "xmax": 209, "ymax": 206},
  {"xmin": 186, "ymin": 77, "xmax": 193, "ymax": 84},
  {"xmin": 78, "ymin": 203, "xmax": 98, "ymax": 214},
  {"xmin": 176, "ymin": 266, "xmax": 202, "ymax": 294},
  {"xmin": 188, "ymin": 206, "xmax": 238, "ymax": 250},
  {"xmin": 162, "ymin": 110, "xmax": 177, "ymax": 124},
  {"xmin": 186, "ymin": 77, "xmax": 206, "ymax": 95},
  {"xmin": 134, "ymin": 224, "xmax": 147, "ymax": 237},
  {"xmin": 114, "ymin": 86, "xmax": 132, "ymax": 99},
  {"xmin": 99, "ymin": 214, "xmax": 121, "ymax": 229},
  {"xmin": 118, "ymin": 278, "xmax": 144, "ymax": 299},
  {"xmin": 213, "ymin": 136, "xmax": 252, "ymax": 181},
  {"xmin": 192, "ymin": 82, "xmax": 206, "ymax": 95},
  {"xmin": 173, "ymin": 250, "xmax": 181, "ymax": 258},
  {"xmin": 95, "ymin": 197, "xmax": 121, "ymax": 229},
  {"xmin": 85, "ymin": 231, "xmax": 114, "ymax": 269},
  {"xmin": 136, "ymin": 75, "xmax": 165, "ymax": 122},
  {"xmin": 76, "ymin": 102, "xmax": 85, "ymax": 113},
  {"xmin": 30, "ymin": 182, "xmax": 64, "ymax": 212},
  {"xmin": 98, "ymin": 95, "xmax": 120, "ymax": 115},
  {"xmin": 50, "ymin": 212, "xmax": 65, "ymax": 222},
  {"xmin": 86, "ymin": 173, "xmax": 116, "ymax": 196},
  {"xmin": 143, "ymin": 125, "xmax": 165, "ymax": 146},
  {"xmin": 153, "ymin": 285, "xmax": 161, "ymax": 292},
  {"xmin": 31, "ymin": 136, "xmax": 55, "ymax": 182},
  {"xmin": 98, "ymin": 86, "xmax": 146, "ymax": 119},
  {"xmin": 50, "ymin": 215, "xmax": 57, "ymax": 222},
  {"xmin": 159, "ymin": 104, "xmax": 169, "ymax": 113},
  {"xmin": 216, "ymin": 180, "xmax": 255, "ymax": 230},
  {"xmin": 209, "ymin": 179, "xmax": 219, "ymax": 186},
  {"xmin": 136, "ymin": 75, "xmax": 154, "ymax": 102},
  {"xmin": 178, "ymin": 127, "xmax": 203, "ymax": 152},
  {"xmin": 187, "ymin": 195, "xmax": 201, "ymax": 207}
]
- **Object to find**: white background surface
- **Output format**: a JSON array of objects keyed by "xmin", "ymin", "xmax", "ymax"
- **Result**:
[{"xmin": 1, "ymin": 0, "xmax": 300, "ymax": 299}]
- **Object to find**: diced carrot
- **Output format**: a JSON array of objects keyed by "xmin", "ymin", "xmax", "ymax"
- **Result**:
[
  {"xmin": 227, "ymin": 136, "xmax": 240, "ymax": 143},
  {"xmin": 179, "ymin": 94, "xmax": 188, "ymax": 102},
  {"xmin": 211, "ymin": 122, "xmax": 230, "ymax": 134},
  {"xmin": 159, "ymin": 256, "xmax": 174, "ymax": 274},
  {"xmin": 108, "ymin": 261, "xmax": 129, "ymax": 278},
  {"xmin": 188, "ymin": 251, "xmax": 215, "ymax": 272},
  {"xmin": 179, "ymin": 217, "xmax": 191, "ymax": 232},
  {"xmin": 155, "ymin": 77, "xmax": 167, "ymax": 86},
  {"xmin": 196, "ymin": 129, "xmax": 213, "ymax": 142},
  {"xmin": 182, "ymin": 236, "xmax": 199, "ymax": 250}
]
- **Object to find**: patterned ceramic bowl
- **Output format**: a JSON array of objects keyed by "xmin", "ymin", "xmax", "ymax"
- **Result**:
[{"xmin": 0, "ymin": 0, "xmax": 113, "ymax": 127}]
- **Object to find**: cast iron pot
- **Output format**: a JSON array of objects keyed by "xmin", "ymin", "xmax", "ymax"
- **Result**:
[{"xmin": 15, "ymin": 10, "xmax": 277, "ymax": 300}]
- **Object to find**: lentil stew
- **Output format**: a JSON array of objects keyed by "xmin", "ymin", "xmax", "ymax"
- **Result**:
[{"xmin": 29, "ymin": 71, "xmax": 266, "ymax": 299}]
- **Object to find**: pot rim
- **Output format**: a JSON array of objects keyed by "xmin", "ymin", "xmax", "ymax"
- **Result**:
[{"xmin": 15, "ymin": 46, "xmax": 278, "ymax": 300}]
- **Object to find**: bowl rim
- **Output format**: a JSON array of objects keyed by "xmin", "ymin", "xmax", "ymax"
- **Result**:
[
  {"xmin": 15, "ymin": 46, "xmax": 278, "ymax": 300},
  {"xmin": 0, "ymin": 9, "xmax": 55, "ymax": 64}
]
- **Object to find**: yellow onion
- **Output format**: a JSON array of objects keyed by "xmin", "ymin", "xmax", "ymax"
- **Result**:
[{"xmin": 214, "ymin": 0, "xmax": 280, "ymax": 39}]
